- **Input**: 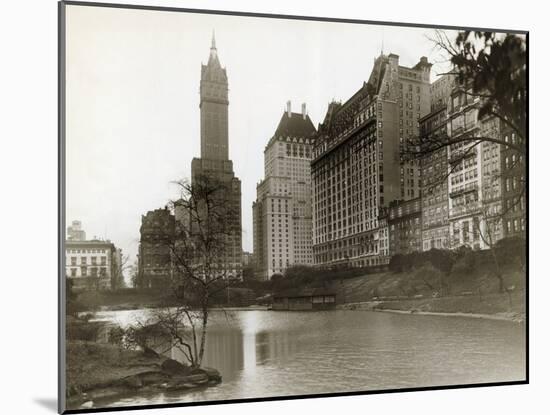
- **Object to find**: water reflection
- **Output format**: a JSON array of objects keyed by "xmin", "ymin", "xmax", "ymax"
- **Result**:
[{"xmin": 92, "ymin": 309, "xmax": 526, "ymax": 409}]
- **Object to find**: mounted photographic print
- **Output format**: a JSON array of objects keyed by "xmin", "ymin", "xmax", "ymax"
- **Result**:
[{"xmin": 58, "ymin": 1, "xmax": 528, "ymax": 413}]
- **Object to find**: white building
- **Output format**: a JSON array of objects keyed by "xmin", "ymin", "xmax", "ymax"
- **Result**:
[
  {"xmin": 252, "ymin": 102, "xmax": 317, "ymax": 279},
  {"xmin": 65, "ymin": 239, "xmax": 118, "ymax": 290}
]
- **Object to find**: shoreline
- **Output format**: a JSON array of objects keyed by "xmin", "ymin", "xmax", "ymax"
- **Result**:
[
  {"xmin": 374, "ymin": 307, "xmax": 525, "ymax": 323},
  {"xmin": 338, "ymin": 299, "xmax": 525, "ymax": 323},
  {"xmin": 90, "ymin": 303, "xmax": 525, "ymax": 323}
]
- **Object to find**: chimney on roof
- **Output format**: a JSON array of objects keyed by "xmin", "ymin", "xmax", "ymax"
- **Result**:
[
  {"xmin": 286, "ymin": 101, "xmax": 291, "ymax": 117},
  {"xmin": 301, "ymin": 103, "xmax": 307, "ymax": 120}
]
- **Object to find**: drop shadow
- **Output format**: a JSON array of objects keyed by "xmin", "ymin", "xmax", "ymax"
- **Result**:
[{"xmin": 34, "ymin": 398, "xmax": 58, "ymax": 413}]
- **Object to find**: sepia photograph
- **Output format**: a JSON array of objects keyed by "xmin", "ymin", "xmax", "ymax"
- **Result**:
[{"xmin": 59, "ymin": 1, "xmax": 527, "ymax": 412}]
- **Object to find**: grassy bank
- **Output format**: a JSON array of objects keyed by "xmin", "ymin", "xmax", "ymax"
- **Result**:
[{"xmin": 339, "ymin": 291, "xmax": 525, "ymax": 322}]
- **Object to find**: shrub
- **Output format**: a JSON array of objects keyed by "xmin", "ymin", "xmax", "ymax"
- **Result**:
[{"xmin": 66, "ymin": 321, "xmax": 102, "ymax": 342}]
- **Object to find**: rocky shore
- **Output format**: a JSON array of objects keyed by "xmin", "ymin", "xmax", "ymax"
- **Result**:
[{"xmin": 66, "ymin": 341, "xmax": 222, "ymax": 410}]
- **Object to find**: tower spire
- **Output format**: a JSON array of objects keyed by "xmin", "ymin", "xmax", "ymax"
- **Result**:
[{"xmin": 209, "ymin": 30, "xmax": 218, "ymax": 63}]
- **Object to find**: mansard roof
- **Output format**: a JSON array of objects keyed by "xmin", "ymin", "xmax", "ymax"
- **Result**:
[{"xmin": 274, "ymin": 112, "xmax": 317, "ymax": 139}]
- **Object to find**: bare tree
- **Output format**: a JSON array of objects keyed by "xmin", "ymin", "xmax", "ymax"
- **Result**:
[
  {"xmin": 111, "ymin": 252, "xmax": 130, "ymax": 290},
  {"xmin": 406, "ymin": 30, "xmax": 526, "ymax": 264},
  {"xmin": 127, "ymin": 174, "xmax": 240, "ymax": 368},
  {"xmin": 407, "ymin": 30, "xmax": 526, "ymax": 184}
]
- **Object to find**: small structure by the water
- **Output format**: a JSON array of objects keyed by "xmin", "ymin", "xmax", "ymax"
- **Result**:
[{"xmin": 272, "ymin": 288, "xmax": 336, "ymax": 311}]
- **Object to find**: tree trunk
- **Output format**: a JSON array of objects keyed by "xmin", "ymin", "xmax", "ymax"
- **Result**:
[{"xmin": 197, "ymin": 295, "xmax": 209, "ymax": 367}]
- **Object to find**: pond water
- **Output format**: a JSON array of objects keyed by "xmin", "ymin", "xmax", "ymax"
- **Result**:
[{"xmin": 91, "ymin": 309, "xmax": 525, "ymax": 408}]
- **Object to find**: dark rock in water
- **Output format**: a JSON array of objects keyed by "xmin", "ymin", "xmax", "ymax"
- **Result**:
[
  {"xmin": 161, "ymin": 358, "xmax": 191, "ymax": 376},
  {"xmin": 184, "ymin": 373, "xmax": 209, "ymax": 384},
  {"xmin": 143, "ymin": 347, "xmax": 159, "ymax": 358},
  {"xmin": 165, "ymin": 382, "xmax": 197, "ymax": 392},
  {"xmin": 196, "ymin": 367, "xmax": 222, "ymax": 383},
  {"xmin": 123, "ymin": 375, "xmax": 143, "ymax": 389},
  {"xmin": 139, "ymin": 371, "xmax": 169, "ymax": 386}
]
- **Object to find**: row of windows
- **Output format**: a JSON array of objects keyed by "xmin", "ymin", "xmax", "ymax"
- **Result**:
[
  {"xmin": 69, "ymin": 256, "xmax": 107, "ymax": 266},
  {"xmin": 66, "ymin": 248, "xmax": 107, "ymax": 254}
]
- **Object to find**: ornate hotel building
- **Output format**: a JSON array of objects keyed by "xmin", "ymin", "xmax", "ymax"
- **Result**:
[
  {"xmin": 253, "ymin": 102, "xmax": 317, "ymax": 279},
  {"xmin": 311, "ymin": 53, "xmax": 431, "ymax": 268},
  {"xmin": 191, "ymin": 34, "xmax": 243, "ymax": 278}
]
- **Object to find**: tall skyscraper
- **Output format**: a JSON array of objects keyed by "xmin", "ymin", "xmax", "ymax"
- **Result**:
[
  {"xmin": 253, "ymin": 102, "xmax": 317, "ymax": 279},
  {"xmin": 191, "ymin": 33, "xmax": 243, "ymax": 278}
]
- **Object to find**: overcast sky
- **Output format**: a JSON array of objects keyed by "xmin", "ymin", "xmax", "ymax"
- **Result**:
[{"xmin": 65, "ymin": 4, "xmax": 459, "ymax": 269}]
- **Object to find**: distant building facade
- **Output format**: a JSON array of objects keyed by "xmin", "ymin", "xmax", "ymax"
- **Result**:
[
  {"xmin": 67, "ymin": 220, "xmax": 86, "ymax": 241},
  {"xmin": 253, "ymin": 102, "xmax": 317, "ymax": 279},
  {"xmin": 388, "ymin": 198, "xmax": 422, "ymax": 255},
  {"xmin": 311, "ymin": 53, "xmax": 431, "ymax": 268},
  {"xmin": 137, "ymin": 207, "xmax": 175, "ymax": 289},
  {"xmin": 65, "ymin": 239, "xmax": 117, "ymax": 291},
  {"xmin": 445, "ymin": 84, "xmax": 507, "ymax": 250},
  {"xmin": 242, "ymin": 251, "xmax": 254, "ymax": 267},
  {"xmin": 419, "ymin": 79, "xmax": 451, "ymax": 251},
  {"xmin": 191, "ymin": 34, "xmax": 242, "ymax": 279},
  {"xmin": 377, "ymin": 208, "xmax": 390, "ymax": 264},
  {"xmin": 500, "ymin": 127, "xmax": 526, "ymax": 238}
]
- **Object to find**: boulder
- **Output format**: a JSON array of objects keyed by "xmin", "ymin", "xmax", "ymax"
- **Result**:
[
  {"xmin": 201, "ymin": 367, "xmax": 222, "ymax": 382},
  {"xmin": 165, "ymin": 382, "xmax": 198, "ymax": 392},
  {"xmin": 161, "ymin": 358, "xmax": 191, "ymax": 376},
  {"xmin": 184, "ymin": 373, "xmax": 209, "ymax": 385},
  {"xmin": 139, "ymin": 371, "xmax": 169, "ymax": 386}
]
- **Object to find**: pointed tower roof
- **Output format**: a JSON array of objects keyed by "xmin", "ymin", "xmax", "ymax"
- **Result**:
[
  {"xmin": 208, "ymin": 30, "xmax": 220, "ymax": 66},
  {"xmin": 201, "ymin": 30, "xmax": 227, "ymax": 82}
]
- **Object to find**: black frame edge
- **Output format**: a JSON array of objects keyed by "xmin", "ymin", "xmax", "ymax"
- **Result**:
[{"xmin": 59, "ymin": 1, "xmax": 67, "ymax": 413}]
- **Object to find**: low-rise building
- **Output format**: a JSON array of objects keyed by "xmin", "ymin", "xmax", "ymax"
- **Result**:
[
  {"xmin": 272, "ymin": 288, "xmax": 336, "ymax": 311},
  {"xmin": 65, "ymin": 239, "xmax": 117, "ymax": 291}
]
